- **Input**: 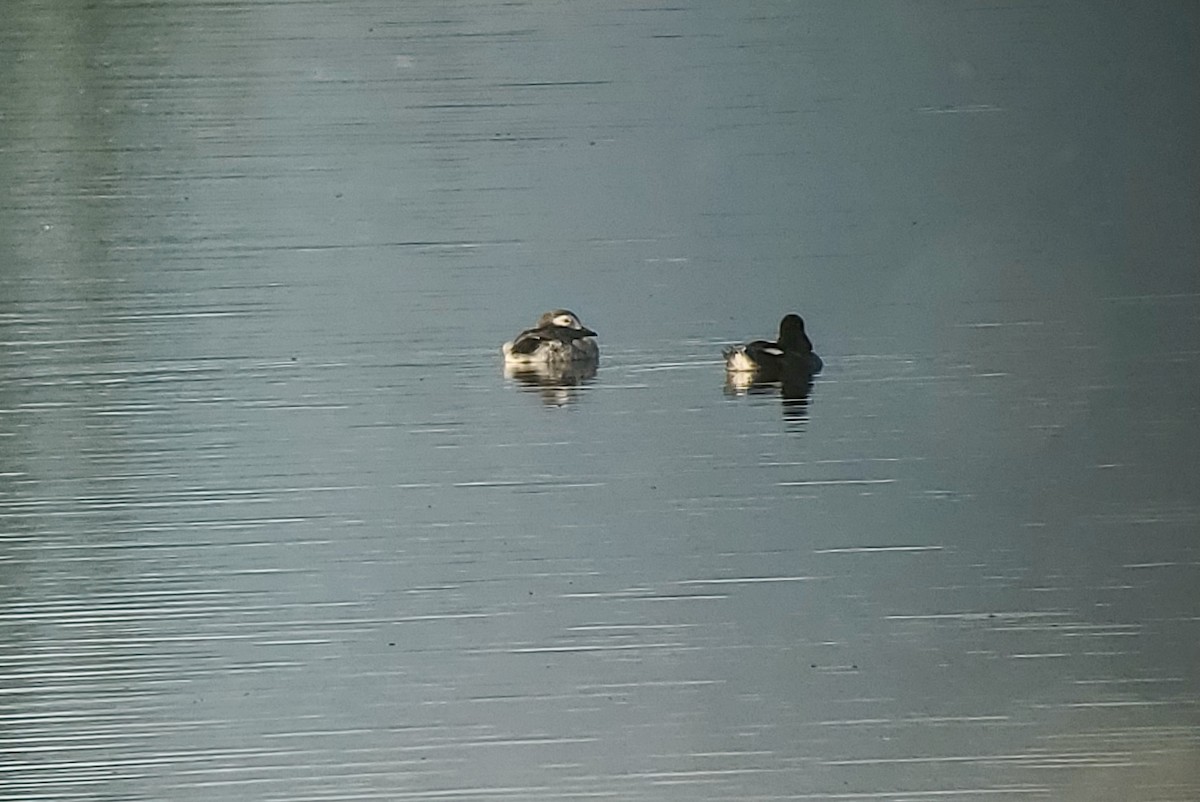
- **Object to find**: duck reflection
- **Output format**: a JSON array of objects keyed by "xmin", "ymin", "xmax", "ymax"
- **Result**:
[
  {"xmin": 504, "ymin": 360, "xmax": 597, "ymax": 407},
  {"xmin": 724, "ymin": 369, "xmax": 817, "ymax": 422}
]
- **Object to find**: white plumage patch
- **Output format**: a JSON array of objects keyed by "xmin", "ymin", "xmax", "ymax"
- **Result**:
[
  {"xmin": 503, "ymin": 337, "xmax": 597, "ymax": 365},
  {"xmin": 723, "ymin": 348, "xmax": 758, "ymax": 373}
]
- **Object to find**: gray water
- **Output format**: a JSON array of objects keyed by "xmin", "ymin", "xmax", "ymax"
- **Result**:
[{"xmin": 3, "ymin": 2, "xmax": 1199, "ymax": 800}]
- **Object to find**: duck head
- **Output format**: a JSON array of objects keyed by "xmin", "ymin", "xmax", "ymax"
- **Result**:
[
  {"xmin": 537, "ymin": 309, "xmax": 597, "ymax": 338},
  {"xmin": 777, "ymin": 314, "xmax": 810, "ymax": 352}
]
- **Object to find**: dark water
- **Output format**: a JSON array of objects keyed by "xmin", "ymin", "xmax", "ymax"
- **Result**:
[{"xmin": 3, "ymin": 2, "xmax": 1199, "ymax": 800}]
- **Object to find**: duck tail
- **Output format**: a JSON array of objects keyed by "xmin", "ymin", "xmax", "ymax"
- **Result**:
[{"xmin": 723, "ymin": 346, "xmax": 757, "ymax": 373}]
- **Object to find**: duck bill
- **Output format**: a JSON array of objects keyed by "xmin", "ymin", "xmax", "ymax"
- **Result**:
[{"xmin": 577, "ymin": 327, "xmax": 597, "ymax": 338}]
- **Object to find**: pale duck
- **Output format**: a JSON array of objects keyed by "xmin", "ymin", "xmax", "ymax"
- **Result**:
[{"xmin": 502, "ymin": 310, "xmax": 599, "ymax": 365}]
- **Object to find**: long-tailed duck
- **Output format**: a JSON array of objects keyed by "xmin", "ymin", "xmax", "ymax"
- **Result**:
[{"xmin": 502, "ymin": 310, "xmax": 599, "ymax": 365}]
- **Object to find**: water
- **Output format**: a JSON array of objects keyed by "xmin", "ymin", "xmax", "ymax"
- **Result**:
[{"xmin": 3, "ymin": 1, "xmax": 1199, "ymax": 800}]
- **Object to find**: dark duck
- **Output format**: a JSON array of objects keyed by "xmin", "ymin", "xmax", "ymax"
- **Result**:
[{"xmin": 723, "ymin": 314, "xmax": 822, "ymax": 379}]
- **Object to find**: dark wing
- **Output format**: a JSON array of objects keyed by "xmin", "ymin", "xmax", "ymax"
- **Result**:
[
  {"xmin": 509, "ymin": 325, "xmax": 594, "ymax": 355},
  {"xmin": 508, "ymin": 327, "xmax": 555, "ymax": 355},
  {"xmin": 742, "ymin": 339, "xmax": 785, "ymax": 371},
  {"xmin": 742, "ymin": 341, "xmax": 822, "ymax": 378}
]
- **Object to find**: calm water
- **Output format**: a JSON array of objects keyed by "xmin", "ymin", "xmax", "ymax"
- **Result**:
[{"xmin": 3, "ymin": 1, "xmax": 1199, "ymax": 800}]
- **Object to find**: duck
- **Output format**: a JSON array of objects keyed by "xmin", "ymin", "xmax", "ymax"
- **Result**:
[
  {"xmin": 723, "ymin": 314, "xmax": 822, "ymax": 378},
  {"xmin": 502, "ymin": 310, "xmax": 599, "ymax": 365}
]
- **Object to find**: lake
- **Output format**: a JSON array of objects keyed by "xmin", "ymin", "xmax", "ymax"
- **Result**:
[{"xmin": 2, "ymin": 1, "xmax": 1198, "ymax": 800}]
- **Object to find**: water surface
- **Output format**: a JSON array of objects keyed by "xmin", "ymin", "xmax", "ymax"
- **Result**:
[{"xmin": 2, "ymin": 1, "xmax": 1199, "ymax": 800}]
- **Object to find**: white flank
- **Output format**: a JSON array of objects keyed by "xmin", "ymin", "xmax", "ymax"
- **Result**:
[
  {"xmin": 724, "ymin": 348, "xmax": 758, "ymax": 373},
  {"xmin": 503, "ymin": 338, "xmax": 597, "ymax": 365}
]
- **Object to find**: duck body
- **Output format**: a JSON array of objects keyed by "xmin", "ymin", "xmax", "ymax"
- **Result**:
[
  {"xmin": 502, "ymin": 310, "xmax": 599, "ymax": 365},
  {"xmin": 723, "ymin": 314, "xmax": 821, "ymax": 379}
]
